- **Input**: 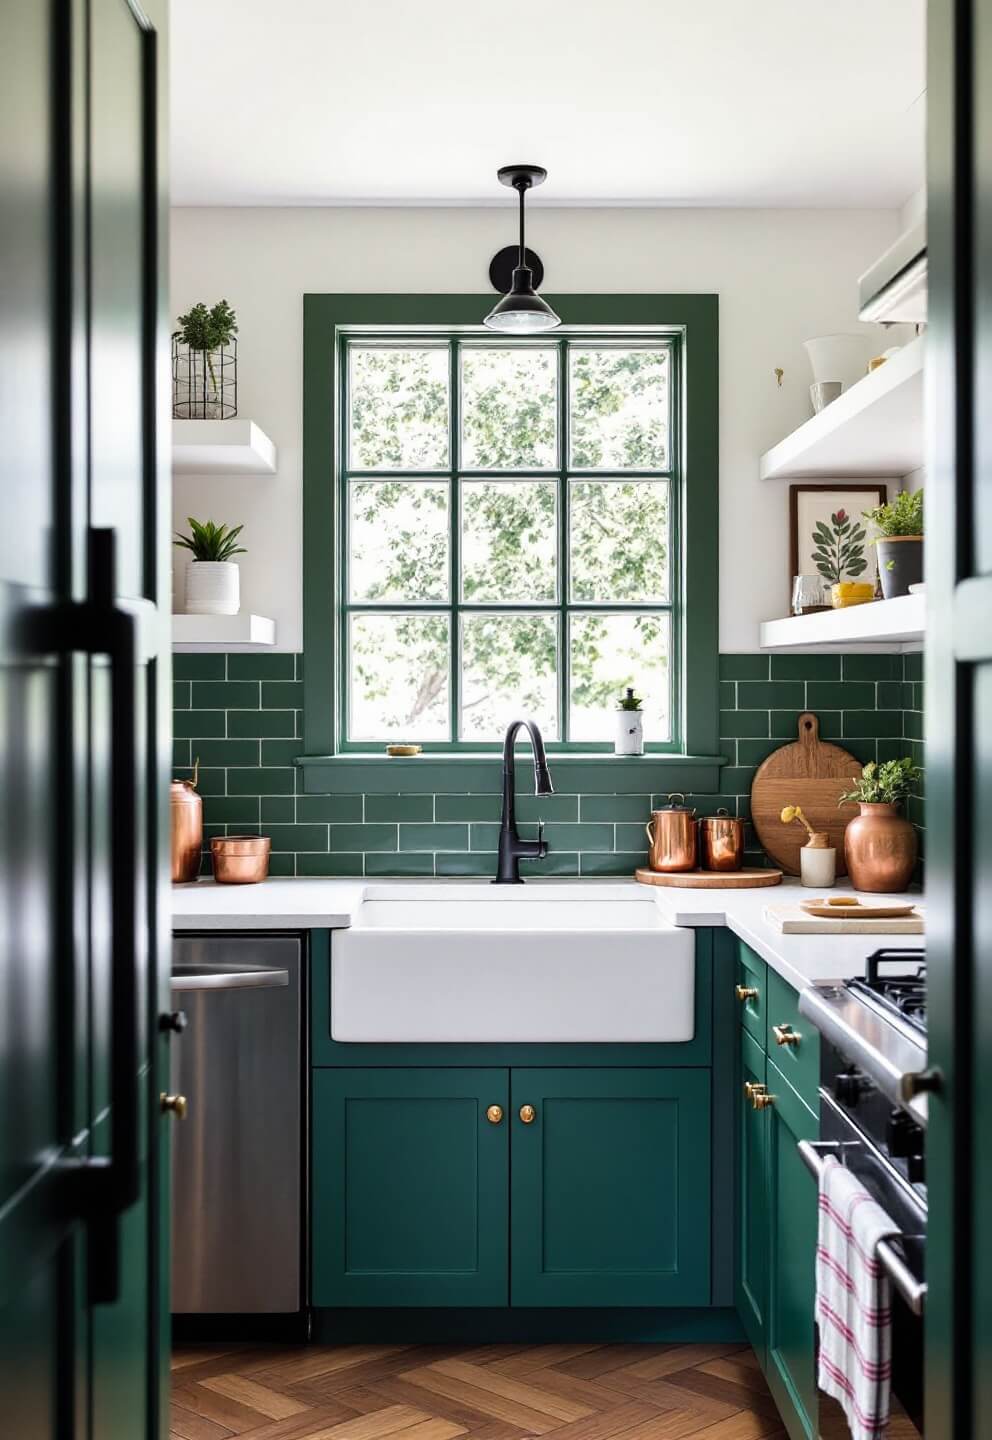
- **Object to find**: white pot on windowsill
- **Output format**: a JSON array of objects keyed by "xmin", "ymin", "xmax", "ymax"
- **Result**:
[
  {"xmin": 184, "ymin": 560, "xmax": 240, "ymax": 616},
  {"xmin": 614, "ymin": 710, "xmax": 644, "ymax": 756}
]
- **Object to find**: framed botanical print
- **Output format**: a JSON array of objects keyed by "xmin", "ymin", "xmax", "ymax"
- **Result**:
[{"xmin": 788, "ymin": 483, "xmax": 887, "ymax": 609}]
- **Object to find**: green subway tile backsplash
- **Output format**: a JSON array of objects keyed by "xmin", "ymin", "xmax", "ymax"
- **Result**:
[{"xmin": 173, "ymin": 651, "xmax": 925, "ymax": 877}]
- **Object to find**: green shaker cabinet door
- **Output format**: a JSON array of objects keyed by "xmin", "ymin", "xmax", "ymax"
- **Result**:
[
  {"xmin": 737, "ymin": 1031, "xmax": 769, "ymax": 1360},
  {"xmin": 312, "ymin": 1068, "xmax": 509, "ymax": 1307},
  {"xmin": 765, "ymin": 1066, "xmax": 820, "ymax": 1440},
  {"xmin": 510, "ymin": 1068, "xmax": 711, "ymax": 1307}
]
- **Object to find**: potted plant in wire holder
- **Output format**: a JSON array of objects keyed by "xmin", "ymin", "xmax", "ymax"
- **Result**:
[
  {"xmin": 862, "ymin": 488, "xmax": 924, "ymax": 599},
  {"xmin": 174, "ymin": 517, "xmax": 246, "ymax": 616},
  {"xmin": 172, "ymin": 299, "xmax": 238, "ymax": 419}
]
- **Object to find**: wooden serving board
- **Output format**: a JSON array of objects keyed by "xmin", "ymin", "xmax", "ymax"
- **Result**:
[
  {"xmin": 765, "ymin": 905, "xmax": 924, "ymax": 935},
  {"xmin": 635, "ymin": 867, "xmax": 783, "ymax": 889},
  {"xmin": 800, "ymin": 900, "xmax": 917, "ymax": 919},
  {"xmin": 750, "ymin": 712, "xmax": 861, "ymax": 877}
]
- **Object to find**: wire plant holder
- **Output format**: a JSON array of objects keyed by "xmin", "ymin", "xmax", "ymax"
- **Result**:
[{"xmin": 173, "ymin": 337, "xmax": 238, "ymax": 419}]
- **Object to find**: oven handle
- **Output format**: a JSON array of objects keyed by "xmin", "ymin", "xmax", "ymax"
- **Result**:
[{"xmin": 798, "ymin": 1139, "xmax": 927, "ymax": 1317}]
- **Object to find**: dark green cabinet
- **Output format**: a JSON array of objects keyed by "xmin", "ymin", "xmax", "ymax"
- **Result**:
[
  {"xmin": 510, "ymin": 1068, "xmax": 711, "ymax": 1308},
  {"xmin": 736, "ymin": 1030, "xmax": 768, "ymax": 1358},
  {"xmin": 312, "ymin": 1065, "xmax": 711, "ymax": 1310},
  {"xmin": 312, "ymin": 1068, "xmax": 509, "ymax": 1307},
  {"xmin": 764, "ymin": 1063, "xmax": 820, "ymax": 1440},
  {"xmin": 735, "ymin": 943, "xmax": 819, "ymax": 1440}
]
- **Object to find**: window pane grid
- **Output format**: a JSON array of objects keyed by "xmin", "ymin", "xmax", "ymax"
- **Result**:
[{"xmin": 340, "ymin": 333, "xmax": 679, "ymax": 750}]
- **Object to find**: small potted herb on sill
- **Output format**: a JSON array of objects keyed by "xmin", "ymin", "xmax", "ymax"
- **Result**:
[
  {"xmin": 615, "ymin": 688, "xmax": 644, "ymax": 756},
  {"xmin": 174, "ymin": 517, "xmax": 246, "ymax": 616},
  {"xmin": 173, "ymin": 299, "xmax": 238, "ymax": 419},
  {"xmin": 862, "ymin": 488, "xmax": 923, "ymax": 599},
  {"xmin": 838, "ymin": 758, "xmax": 921, "ymax": 893}
]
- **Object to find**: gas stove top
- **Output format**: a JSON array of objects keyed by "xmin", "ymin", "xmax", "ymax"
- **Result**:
[
  {"xmin": 799, "ymin": 947, "xmax": 930, "ymax": 1127},
  {"xmin": 848, "ymin": 948, "xmax": 927, "ymax": 1040}
]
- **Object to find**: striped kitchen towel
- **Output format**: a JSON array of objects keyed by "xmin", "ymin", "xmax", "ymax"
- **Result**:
[{"xmin": 816, "ymin": 1155, "xmax": 900, "ymax": 1440}]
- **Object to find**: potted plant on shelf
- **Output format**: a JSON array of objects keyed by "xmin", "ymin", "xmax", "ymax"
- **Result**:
[
  {"xmin": 862, "ymin": 489, "xmax": 924, "ymax": 599},
  {"xmin": 615, "ymin": 688, "xmax": 644, "ymax": 756},
  {"xmin": 838, "ymin": 758, "xmax": 921, "ymax": 893},
  {"xmin": 172, "ymin": 299, "xmax": 238, "ymax": 419},
  {"xmin": 174, "ymin": 517, "xmax": 246, "ymax": 616}
]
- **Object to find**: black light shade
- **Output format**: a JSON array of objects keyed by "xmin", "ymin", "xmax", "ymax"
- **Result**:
[
  {"xmin": 484, "ymin": 164, "xmax": 561, "ymax": 334},
  {"xmin": 484, "ymin": 267, "xmax": 561, "ymax": 333}
]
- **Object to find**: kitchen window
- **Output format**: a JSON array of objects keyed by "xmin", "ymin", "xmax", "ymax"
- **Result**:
[
  {"xmin": 301, "ymin": 295, "xmax": 719, "ymax": 784},
  {"xmin": 340, "ymin": 334, "xmax": 677, "ymax": 751}
]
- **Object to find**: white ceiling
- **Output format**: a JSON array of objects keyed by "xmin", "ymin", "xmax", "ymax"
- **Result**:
[{"xmin": 171, "ymin": 0, "xmax": 926, "ymax": 209}]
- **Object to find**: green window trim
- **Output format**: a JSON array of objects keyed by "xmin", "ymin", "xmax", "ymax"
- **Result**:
[{"xmin": 302, "ymin": 294, "xmax": 720, "ymax": 793}]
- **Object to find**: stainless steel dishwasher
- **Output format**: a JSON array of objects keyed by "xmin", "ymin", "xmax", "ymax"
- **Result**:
[{"xmin": 170, "ymin": 934, "xmax": 304, "ymax": 1316}]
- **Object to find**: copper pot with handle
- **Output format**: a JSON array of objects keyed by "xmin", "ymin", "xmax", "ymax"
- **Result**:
[
  {"xmin": 699, "ymin": 807, "xmax": 745, "ymax": 872},
  {"xmin": 644, "ymin": 793, "xmax": 698, "ymax": 872}
]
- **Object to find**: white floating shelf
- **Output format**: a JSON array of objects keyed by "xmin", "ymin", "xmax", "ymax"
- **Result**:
[
  {"xmin": 760, "ymin": 593, "xmax": 925, "ymax": 650},
  {"xmin": 173, "ymin": 614, "xmax": 276, "ymax": 651},
  {"xmin": 760, "ymin": 335, "xmax": 924, "ymax": 480},
  {"xmin": 172, "ymin": 419, "xmax": 277, "ymax": 476}
]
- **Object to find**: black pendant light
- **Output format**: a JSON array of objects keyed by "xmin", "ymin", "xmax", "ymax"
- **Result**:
[{"xmin": 484, "ymin": 165, "xmax": 561, "ymax": 333}]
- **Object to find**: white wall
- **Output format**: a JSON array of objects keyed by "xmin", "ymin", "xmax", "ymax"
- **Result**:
[{"xmin": 170, "ymin": 205, "xmax": 904, "ymax": 652}]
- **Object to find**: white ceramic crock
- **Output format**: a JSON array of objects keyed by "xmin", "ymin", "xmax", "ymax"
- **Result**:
[
  {"xmin": 615, "ymin": 710, "xmax": 644, "ymax": 756},
  {"xmin": 185, "ymin": 560, "xmax": 240, "ymax": 616}
]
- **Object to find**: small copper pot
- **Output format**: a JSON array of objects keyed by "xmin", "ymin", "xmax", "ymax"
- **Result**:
[
  {"xmin": 843, "ymin": 803, "xmax": 916, "ymax": 893},
  {"xmin": 211, "ymin": 834, "xmax": 271, "ymax": 885},
  {"xmin": 699, "ymin": 808, "xmax": 745, "ymax": 872},
  {"xmin": 644, "ymin": 794, "xmax": 698, "ymax": 872},
  {"xmin": 171, "ymin": 763, "xmax": 203, "ymax": 883}
]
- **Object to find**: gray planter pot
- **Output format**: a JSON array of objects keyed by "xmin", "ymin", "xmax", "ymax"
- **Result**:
[{"xmin": 876, "ymin": 535, "xmax": 923, "ymax": 599}]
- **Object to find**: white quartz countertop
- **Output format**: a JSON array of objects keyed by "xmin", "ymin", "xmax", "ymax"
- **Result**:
[{"xmin": 172, "ymin": 875, "xmax": 923, "ymax": 996}]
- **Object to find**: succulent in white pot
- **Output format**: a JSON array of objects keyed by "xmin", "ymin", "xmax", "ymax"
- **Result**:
[
  {"xmin": 615, "ymin": 688, "xmax": 644, "ymax": 756},
  {"xmin": 174, "ymin": 517, "xmax": 246, "ymax": 616}
]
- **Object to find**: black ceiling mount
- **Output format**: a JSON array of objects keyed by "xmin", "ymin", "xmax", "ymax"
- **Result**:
[
  {"xmin": 496, "ymin": 164, "xmax": 548, "ymax": 190},
  {"xmin": 489, "ymin": 245, "xmax": 544, "ymax": 294}
]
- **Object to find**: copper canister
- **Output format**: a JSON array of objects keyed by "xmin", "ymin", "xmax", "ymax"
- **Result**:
[
  {"xmin": 699, "ymin": 807, "xmax": 745, "ymax": 872},
  {"xmin": 644, "ymin": 794, "xmax": 698, "ymax": 872},
  {"xmin": 211, "ymin": 834, "xmax": 271, "ymax": 884},
  {"xmin": 171, "ymin": 763, "xmax": 203, "ymax": 883}
]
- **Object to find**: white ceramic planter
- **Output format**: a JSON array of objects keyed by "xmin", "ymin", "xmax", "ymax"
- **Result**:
[
  {"xmin": 800, "ymin": 844, "xmax": 837, "ymax": 888},
  {"xmin": 185, "ymin": 560, "xmax": 240, "ymax": 616},
  {"xmin": 803, "ymin": 334, "xmax": 876, "ymax": 391},
  {"xmin": 615, "ymin": 711, "xmax": 644, "ymax": 756}
]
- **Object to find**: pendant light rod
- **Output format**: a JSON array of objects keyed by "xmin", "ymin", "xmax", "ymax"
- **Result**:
[{"xmin": 518, "ymin": 179, "xmax": 527, "ymax": 269}]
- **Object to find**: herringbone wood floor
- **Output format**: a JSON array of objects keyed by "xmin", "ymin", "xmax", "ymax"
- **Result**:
[{"xmin": 169, "ymin": 1342, "xmax": 788, "ymax": 1440}]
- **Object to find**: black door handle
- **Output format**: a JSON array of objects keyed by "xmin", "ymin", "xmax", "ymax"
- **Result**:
[{"xmin": 23, "ymin": 530, "xmax": 141, "ymax": 1301}]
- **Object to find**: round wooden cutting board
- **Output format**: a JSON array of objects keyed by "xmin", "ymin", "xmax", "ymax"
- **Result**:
[
  {"xmin": 634, "ymin": 867, "xmax": 783, "ymax": 889},
  {"xmin": 750, "ymin": 712, "xmax": 861, "ymax": 876}
]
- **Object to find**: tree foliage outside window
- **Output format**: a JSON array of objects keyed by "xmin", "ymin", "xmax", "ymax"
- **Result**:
[{"xmin": 340, "ymin": 336, "xmax": 678, "ymax": 749}]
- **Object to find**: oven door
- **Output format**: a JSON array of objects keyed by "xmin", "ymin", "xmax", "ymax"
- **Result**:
[{"xmin": 802, "ymin": 1094, "xmax": 926, "ymax": 1437}]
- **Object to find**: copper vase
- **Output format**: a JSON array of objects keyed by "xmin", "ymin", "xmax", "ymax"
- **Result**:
[
  {"xmin": 843, "ymin": 803, "xmax": 917, "ymax": 893},
  {"xmin": 171, "ymin": 768, "xmax": 203, "ymax": 883}
]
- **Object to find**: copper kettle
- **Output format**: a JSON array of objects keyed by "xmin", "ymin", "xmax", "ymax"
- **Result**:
[
  {"xmin": 171, "ymin": 759, "xmax": 202, "ymax": 883},
  {"xmin": 644, "ymin": 793, "xmax": 698, "ymax": 872}
]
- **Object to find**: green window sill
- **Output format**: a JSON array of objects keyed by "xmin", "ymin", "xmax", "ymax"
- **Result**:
[{"xmin": 295, "ymin": 752, "xmax": 726, "ymax": 795}]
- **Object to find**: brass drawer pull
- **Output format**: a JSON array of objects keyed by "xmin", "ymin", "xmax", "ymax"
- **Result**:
[
  {"xmin": 773, "ymin": 1023, "xmax": 801, "ymax": 1047},
  {"xmin": 160, "ymin": 1092, "xmax": 188, "ymax": 1120},
  {"xmin": 486, "ymin": 1104, "xmax": 504, "ymax": 1125},
  {"xmin": 744, "ymin": 1081, "xmax": 766, "ymax": 1100},
  {"xmin": 753, "ymin": 1091, "xmax": 776, "ymax": 1110},
  {"xmin": 736, "ymin": 984, "xmax": 759, "ymax": 1002},
  {"xmin": 519, "ymin": 1104, "xmax": 536, "ymax": 1124}
]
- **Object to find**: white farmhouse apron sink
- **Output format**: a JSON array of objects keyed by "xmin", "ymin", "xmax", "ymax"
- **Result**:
[{"xmin": 330, "ymin": 884, "xmax": 694, "ymax": 1044}]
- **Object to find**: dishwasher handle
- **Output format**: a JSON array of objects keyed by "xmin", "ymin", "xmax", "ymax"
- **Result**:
[{"xmin": 171, "ymin": 967, "xmax": 289, "ymax": 992}]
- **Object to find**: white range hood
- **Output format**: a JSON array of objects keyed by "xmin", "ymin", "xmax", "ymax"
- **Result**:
[{"xmin": 858, "ymin": 216, "xmax": 927, "ymax": 323}]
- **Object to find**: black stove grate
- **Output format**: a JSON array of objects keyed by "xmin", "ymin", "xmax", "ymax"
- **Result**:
[{"xmin": 849, "ymin": 948, "xmax": 927, "ymax": 1036}]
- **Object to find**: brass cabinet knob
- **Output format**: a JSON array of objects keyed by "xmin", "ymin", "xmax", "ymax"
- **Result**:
[
  {"xmin": 744, "ymin": 1081, "xmax": 766, "ymax": 1100},
  {"xmin": 486, "ymin": 1104, "xmax": 503, "ymax": 1124},
  {"xmin": 753, "ymin": 1092, "xmax": 776, "ymax": 1110},
  {"xmin": 519, "ymin": 1104, "xmax": 536, "ymax": 1124},
  {"xmin": 773, "ymin": 1023, "xmax": 800, "ymax": 1047},
  {"xmin": 735, "ymin": 985, "xmax": 759, "ymax": 1002},
  {"xmin": 160, "ymin": 1093, "xmax": 188, "ymax": 1120}
]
